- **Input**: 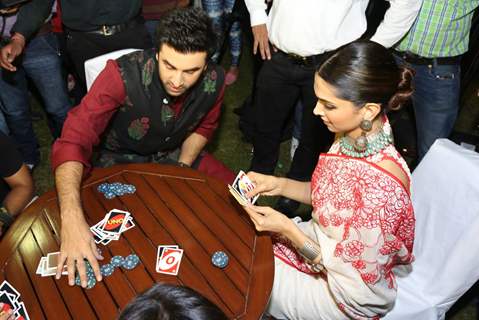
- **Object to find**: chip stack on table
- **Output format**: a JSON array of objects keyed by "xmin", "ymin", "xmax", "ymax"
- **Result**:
[
  {"xmin": 75, "ymin": 255, "xmax": 141, "ymax": 289},
  {"xmin": 97, "ymin": 182, "xmax": 136, "ymax": 199},
  {"xmin": 211, "ymin": 251, "xmax": 229, "ymax": 269}
]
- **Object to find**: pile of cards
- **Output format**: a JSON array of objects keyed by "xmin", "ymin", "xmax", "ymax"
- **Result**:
[
  {"xmin": 228, "ymin": 170, "xmax": 259, "ymax": 206},
  {"xmin": 156, "ymin": 245, "xmax": 183, "ymax": 276},
  {"xmin": 90, "ymin": 209, "xmax": 135, "ymax": 245},
  {"xmin": 0, "ymin": 280, "xmax": 30, "ymax": 320},
  {"xmin": 36, "ymin": 252, "xmax": 68, "ymax": 277}
]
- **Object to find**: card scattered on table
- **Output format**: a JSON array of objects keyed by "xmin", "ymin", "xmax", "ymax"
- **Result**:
[
  {"xmin": 228, "ymin": 170, "xmax": 259, "ymax": 206},
  {"xmin": 36, "ymin": 251, "xmax": 68, "ymax": 277},
  {"xmin": 90, "ymin": 209, "xmax": 135, "ymax": 245},
  {"xmin": 156, "ymin": 245, "xmax": 183, "ymax": 276},
  {"xmin": 0, "ymin": 280, "xmax": 30, "ymax": 320}
]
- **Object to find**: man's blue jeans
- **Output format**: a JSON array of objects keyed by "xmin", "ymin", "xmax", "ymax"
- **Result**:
[
  {"xmin": 0, "ymin": 32, "xmax": 71, "ymax": 165},
  {"xmin": 395, "ymin": 55, "xmax": 460, "ymax": 160}
]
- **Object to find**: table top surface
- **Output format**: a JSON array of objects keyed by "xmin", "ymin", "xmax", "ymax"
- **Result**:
[{"xmin": 0, "ymin": 164, "xmax": 274, "ymax": 319}]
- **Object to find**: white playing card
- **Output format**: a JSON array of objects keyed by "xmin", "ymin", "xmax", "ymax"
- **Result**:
[{"xmin": 228, "ymin": 170, "xmax": 259, "ymax": 205}]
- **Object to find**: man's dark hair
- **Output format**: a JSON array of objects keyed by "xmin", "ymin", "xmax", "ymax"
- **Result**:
[
  {"xmin": 118, "ymin": 283, "xmax": 228, "ymax": 320},
  {"xmin": 156, "ymin": 7, "xmax": 217, "ymax": 59}
]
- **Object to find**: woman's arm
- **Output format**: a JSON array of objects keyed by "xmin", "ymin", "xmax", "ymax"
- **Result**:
[
  {"xmin": 246, "ymin": 172, "xmax": 312, "ymax": 205},
  {"xmin": 243, "ymin": 205, "xmax": 323, "ymax": 265}
]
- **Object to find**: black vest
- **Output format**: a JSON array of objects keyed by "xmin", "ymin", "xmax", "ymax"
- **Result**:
[{"xmin": 101, "ymin": 49, "xmax": 224, "ymax": 156}]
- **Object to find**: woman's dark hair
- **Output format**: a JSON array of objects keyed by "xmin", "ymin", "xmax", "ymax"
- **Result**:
[
  {"xmin": 118, "ymin": 283, "xmax": 228, "ymax": 320},
  {"xmin": 317, "ymin": 40, "xmax": 414, "ymax": 112},
  {"xmin": 155, "ymin": 7, "xmax": 217, "ymax": 59}
]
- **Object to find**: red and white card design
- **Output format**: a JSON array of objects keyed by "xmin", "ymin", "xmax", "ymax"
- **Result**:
[{"xmin": 156, "ymin": 246, "xmax": 183, "ymax": 276}]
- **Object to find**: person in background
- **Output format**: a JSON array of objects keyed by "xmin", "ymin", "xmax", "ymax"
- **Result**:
[
  {"xmin": 0, "ymin": 131, "xmax": 35, "ymax": 238},
  {"xmin": 52, "ymin": 8, "xmax": 234, "ymax": 289},
  {"xmin": 394, "ymin": 0, "xmax": 479, "ymax": 160},
  {"xmin": 0, "ymin": 0, "xmax": 152, "ymax": 91},
  {"xmin": 118, "ymin": 283, "xmax": 227, "ymax": 320},
  {"xmin": 243, "ymin": 0, "xmax": 422, "ymax": 217},
  {"xmin": 202, "ymin": 0, "xmax": 242, "ymax": 85},
  {"xmin": 243, "ymin": 41, "xmax": 415, "ymax": 319},
  {"xmin": 143, "ymin": 0, "xmax": 190, "ymax": 40},
  {"xmin": 0, "ymin": 3, "xmax": 71, "ymax": 169}
]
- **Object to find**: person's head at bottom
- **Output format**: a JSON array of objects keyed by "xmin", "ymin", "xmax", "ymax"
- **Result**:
[
  {"xmin": 154, "ymin": 7, "xmax": 216, "ymax": 97},
  {"xmin": 313, "ymin": 40, "xmax": 414, "ymax": 138},
  {"xmin": 118, "ymin": 283, "xmax": 228, "ymax": 320}
]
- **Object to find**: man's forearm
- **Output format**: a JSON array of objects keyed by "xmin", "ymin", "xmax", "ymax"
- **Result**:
[
  {"xmin": 55, "ymin": 161, "xmax": 85, "ymax": 220},
  {"xmin": 178, "ymin": 133, "xmax": 208, "ymax": 166}
]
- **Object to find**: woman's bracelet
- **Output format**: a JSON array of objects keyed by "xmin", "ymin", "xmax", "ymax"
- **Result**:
[{"xmin": 299, "ymin": 240, "xmax": 321, "ymax": 261}]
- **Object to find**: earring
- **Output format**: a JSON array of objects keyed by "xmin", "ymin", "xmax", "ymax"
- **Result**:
[{"xmin": 353, "ymin": 119, "xmax": 373, "ymax": 152}]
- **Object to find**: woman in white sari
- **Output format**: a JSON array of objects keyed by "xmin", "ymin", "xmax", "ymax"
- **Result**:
[{"xmin": 243, "ymin": 41, "xmax": 415, "ymax": 320}]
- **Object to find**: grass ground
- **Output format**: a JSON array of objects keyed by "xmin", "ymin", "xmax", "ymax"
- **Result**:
[{"xmin": 29, "ymin": 40, "xmax": 478, "ymax": 318}]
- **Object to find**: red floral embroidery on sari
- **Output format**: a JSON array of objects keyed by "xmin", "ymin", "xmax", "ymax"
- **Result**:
[{"xmin": 273, "ymin": 141, "xmax": 415, "ymax": 288}]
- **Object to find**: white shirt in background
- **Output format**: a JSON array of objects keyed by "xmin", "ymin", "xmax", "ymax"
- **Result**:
[{"xmin": 245, "ymin": 0, "xmax": 423, "ymax": 56}]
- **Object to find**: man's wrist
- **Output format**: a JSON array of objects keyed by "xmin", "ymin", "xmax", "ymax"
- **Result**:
[{"xmin": 178, "ymin": 161, "xmax": 190, "ymax": 168}]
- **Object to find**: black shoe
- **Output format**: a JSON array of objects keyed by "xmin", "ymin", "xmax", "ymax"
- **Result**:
[{"xmin": 274, "ymin": 197, "xmax": 300, "ymax": 218}]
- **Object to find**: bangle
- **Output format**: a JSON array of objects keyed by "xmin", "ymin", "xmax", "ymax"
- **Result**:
[
  {"xmin": 178, "ymin": 161, "xmax": 190, "ymax": 168},
  {"xmin": 299, "ymin": 240, "xmax": 321, "ymax": 262}
]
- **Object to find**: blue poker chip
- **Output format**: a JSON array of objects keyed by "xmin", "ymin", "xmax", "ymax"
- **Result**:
[
  {"xmin": 100, "ymin": 263, "xmax": 115, "ymax": 277},
  {"xmin": 211, "ymin": 251, "xmax": 229, "ymax": 268},
  {"xmin": 86, "ymin": 274, "xmax": 97, "ymax": 289},
  {"xmin": 122, "ymin": 254, "xmax": 140, "ymax": 270},
  {"xmin": 75, "ymin": 274, "xmax": 81, "ymax": 286},
  {"xmin": 111, "ymin": 256, "xmax": 125, "ymax": 268},
  {"xmin": 75, "ymin": 272, "xmax": 97, "ymax": 289},
  {"xmin": 97, "ymin": 183, "xmax": 109, "ymax": 193},
  {"xmin": 105, "ymin": 191, "xmax": 116, "ymax": 199}
]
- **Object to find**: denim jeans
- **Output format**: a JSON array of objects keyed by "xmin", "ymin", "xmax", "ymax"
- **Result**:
[
  {"xmin": 395, "ymin": 55, "xmax": 461, "ymax": 160},
  {"xmin": 0, "ymin": 108, "xmax": 8, "ymax": 135},
  {"xmin": 0, "ymin": 32, "xmax": 71, "ymax": 165}
]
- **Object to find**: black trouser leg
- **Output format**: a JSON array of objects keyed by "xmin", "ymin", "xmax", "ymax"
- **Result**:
[
  {"xmin": 65, "ymin": 23, "xmax": 152, "ymax": 88},
  {"xmin": 287, "ymin": 78, "xmax": 334, "ymax": 181},
  {"xmin": 250, "ymin": 54, "xmax": 301, "ymax": 174}
]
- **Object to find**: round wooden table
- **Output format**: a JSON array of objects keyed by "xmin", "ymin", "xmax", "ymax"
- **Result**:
[{"xmin": 0, "ymin": 164, "xmax": 274, "ymax": 319}]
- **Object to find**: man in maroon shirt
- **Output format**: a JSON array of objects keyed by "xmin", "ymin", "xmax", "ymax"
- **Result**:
[{"xmin": 52, "ymin": 8, "xmax": 234, "ymax": 288}]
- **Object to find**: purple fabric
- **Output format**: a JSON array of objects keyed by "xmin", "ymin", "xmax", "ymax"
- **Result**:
[{"xmin": 2, "ymin": 14, "xmax": 18, "ymax": 38}]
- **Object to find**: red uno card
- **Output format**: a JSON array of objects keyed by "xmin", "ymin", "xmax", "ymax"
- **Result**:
[
  {"xmin": 103, "ymin": 209, "xmax": 130, "ymax": 234},
  {"xmin": 157, "ymin": 248, "xmax": 184, "ymax": 275}
]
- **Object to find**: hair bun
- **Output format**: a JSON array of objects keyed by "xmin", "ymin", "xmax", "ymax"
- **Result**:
[{"xmin": 387, "ymin": 66, "xmax": 415, "ymax": 111}]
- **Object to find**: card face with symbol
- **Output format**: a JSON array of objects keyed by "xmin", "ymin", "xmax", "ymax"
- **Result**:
[
  {"xmin": 157, "ymin": 247, "xmax": 183, "ymax": 275},
  {"xmin": 102, "ymin": 209, "xmax": 131, "ymax": 234},
  {"xmin": 228, "ymin": 170, "xmax": 259, "ymax": 205}
]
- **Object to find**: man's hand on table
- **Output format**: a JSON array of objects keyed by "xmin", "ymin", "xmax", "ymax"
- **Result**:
[
  {"xmin": 0, "ymin": 33, "xmax": 25, "ymax": 72},
  {"xmin": 56, "ymin": 212, "xmax": 104, "ymax": 287}
]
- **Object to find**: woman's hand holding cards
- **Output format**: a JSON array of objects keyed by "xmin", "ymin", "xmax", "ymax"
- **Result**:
[
  {"xmin": 243, "ymin": 204, "xmax": 292, "ymax": 234},
  {"xmin": 245, "ymin": 172, "xmax": 285, "ymax": 198}
]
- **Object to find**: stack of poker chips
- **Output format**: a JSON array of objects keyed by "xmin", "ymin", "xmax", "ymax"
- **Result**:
[
  {"xmin": 211, "ymin": 251, "xmax": 229, "ymax": 269},
  {"xmin": 75, "ymin": 254, "xmax": 141, "ymax": 289},
  {"xmin": 97, "ymin": 183, "xmax": 136, "ymax": 199}
]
